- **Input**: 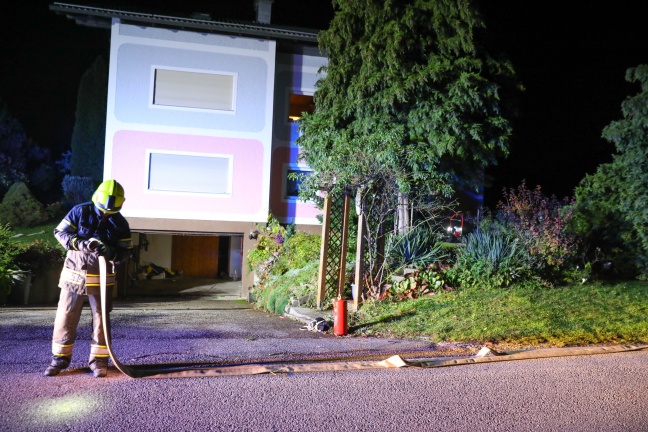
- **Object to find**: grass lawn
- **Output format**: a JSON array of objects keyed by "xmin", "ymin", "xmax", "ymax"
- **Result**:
[
  {"xmin": 9, "ymin": 222, "xmax": 59, "ymax": 248},
  {"xmin": 350, "ymin": 281, "xmax": 648, "ymax": 348}
]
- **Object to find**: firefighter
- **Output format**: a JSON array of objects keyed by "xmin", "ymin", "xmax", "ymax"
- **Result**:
[{"xmin": 44, "ymin": 180, "xmax": 133, "ymax": 378}]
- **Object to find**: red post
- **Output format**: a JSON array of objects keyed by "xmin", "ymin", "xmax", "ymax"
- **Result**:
[{"xmin": 333, "ymin": 298, "xmax": 347, "ymax": 336}]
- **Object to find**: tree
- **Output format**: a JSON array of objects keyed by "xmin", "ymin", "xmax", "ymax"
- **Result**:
[
  {"xmin": 570, "ymin": 64, "xmax": 648, "ymax": 277},
  {"xmin": 0, "ymin": 99, "xmax": 53, "ymax": 202},
  {"xmin": 569, "ymin": 163, "xmax": 641, "ymax": 278},
  {"xmin": 296, "ymin": 0, "xmax": 519, "ymax": 216},
  {"xmin": 604, "ymin": 65, "xmax": 648, "ymax": 267},
  {"xmin": 70, "ymin": 55, "xmax": 108, "ymax": 183},
  {"xmin": 0, "ymin": 100, "xmax": 29, "ymax": 196},
  {"xmin": 294, "ymin": 0, "xmax": 521, "ymax": 297}
]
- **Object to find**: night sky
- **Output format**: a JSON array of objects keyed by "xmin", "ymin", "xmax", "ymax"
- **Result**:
[{"xmin": 2, "ymin": 1, "xmax": 647, "ymax": 208}]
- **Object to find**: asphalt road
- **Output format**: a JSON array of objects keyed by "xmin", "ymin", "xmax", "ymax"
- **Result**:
[{"xmin": 1, "ymin": 295, "xmax": 647, "ymax": 431}]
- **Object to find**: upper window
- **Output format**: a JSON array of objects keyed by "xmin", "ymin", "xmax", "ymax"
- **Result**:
[
  {"xmin": 288, "ymin": 93, "xmax": 314, "ymax": 122},
  {"xmin": 153, "ymin": 68, "xmax": 236, "ymax": 112}
]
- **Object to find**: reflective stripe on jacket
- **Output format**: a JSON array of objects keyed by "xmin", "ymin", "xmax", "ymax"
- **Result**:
[{"xmin": 55, "ymin": 202, "xmax": 132, "ymax": 295}]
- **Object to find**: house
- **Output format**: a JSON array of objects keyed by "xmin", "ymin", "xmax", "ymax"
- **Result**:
[{"xmin": 50, "ymin": 1, "xmax": 327, "ymax": 297}]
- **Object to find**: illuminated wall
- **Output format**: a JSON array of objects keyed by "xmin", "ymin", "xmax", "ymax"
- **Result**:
[
  {"xmin": 269, "ymin": 52, "xmax": 327, "ymax": 225},
  {"xmin": 104, "ymin": 21, "xmax": 276, "ymax": 223}
]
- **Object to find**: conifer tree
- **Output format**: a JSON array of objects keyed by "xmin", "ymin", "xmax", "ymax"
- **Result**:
[
  {"xmin": 297, "ymin": 0, "xmax": 519, "ymax": 211},
  {"xmin": 571, "ymin": 64, "xmax": 648, "ymax": 276},
  {"xmin": 70, "ymin": 56, "xmax": 108, "ymax": 183}
]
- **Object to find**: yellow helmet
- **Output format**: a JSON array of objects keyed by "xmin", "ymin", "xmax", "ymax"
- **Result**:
[{"xmin": 92, "ymin": 180, "xmax": 125, "ymax": 214}]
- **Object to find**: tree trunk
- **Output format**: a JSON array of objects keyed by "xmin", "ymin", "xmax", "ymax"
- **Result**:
[{"xmin": 397, "ymin": 193, "xmax": 410, "ymax": 234}]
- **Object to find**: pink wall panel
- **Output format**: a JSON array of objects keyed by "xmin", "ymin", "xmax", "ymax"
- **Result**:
[{"xmin": 112, "ymin": 130, "xmax": 264, "ymax": 217}]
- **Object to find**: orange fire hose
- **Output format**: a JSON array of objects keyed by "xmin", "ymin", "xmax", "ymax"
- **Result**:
[{"xmin": 99, "ymin": 257, "xmax": 648, "ymax": 379}]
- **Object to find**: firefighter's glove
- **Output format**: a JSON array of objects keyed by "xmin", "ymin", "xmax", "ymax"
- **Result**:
[
  {"xmin": 97, "ymin": 243, "xmax": 115, "ymax": 260},
  {"xmin": 77, "ymin": 239, "xmax": 100, "ymax": 253}
]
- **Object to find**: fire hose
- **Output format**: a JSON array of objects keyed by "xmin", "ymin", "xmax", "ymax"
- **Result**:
[{"xmin": 99, "ymin": 257, "xmax": 648, "ymax": 379}]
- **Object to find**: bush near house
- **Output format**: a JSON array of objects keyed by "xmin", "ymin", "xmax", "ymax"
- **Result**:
[
  {"xmin": 247, "ymin": 180, "xmax": 648, "ymax": 347},
  {"xmin": 495, "ymin": 182, "xmax": 579, "ymax": 280},
  {"xmin": 0, "ymin": 182, "xmax": 49, "ymax": 228},
  {"xmin": 255, "ymin": 261, "xmax": 320, "ymax": 314},
  {"xmin": 0, "ymin": 219, "xmax": 64, "ymax": 302},
  {"xmin": 250, "ymin": 182, "xmax": 585, "ymax": 309},
  {"xmin": 61, "ymin": 175, "xmax": 96, "ymax": 208},
  {"xmin": 454, "ymin": 229, "xmax": 535, "ymax": 290},
  {"xmin": 246, "ymin": 217, "xmax": 286, "ymax": 273},
  {"xmin": 247, "ymin": 217, "xmax": 321, "ymax": 313},
  {"xmin": 0, "ymin": 183, "xmax": 64, "ymax": 302},
  {"xmin": 14, "ymin": 239, "xmax": 64, "ymax": 275},
  {"xmin": 450, "ymin": 182, "xmax": 579, "ymax": 290},
  {"xmin": 0, "ymin": 224, "xmax": 22, "ymax": 297}
]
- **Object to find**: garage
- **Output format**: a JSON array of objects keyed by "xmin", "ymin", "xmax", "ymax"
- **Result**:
[{"xmin": 124, "ymin": 232, "xmax": 244, "ymax": 297}]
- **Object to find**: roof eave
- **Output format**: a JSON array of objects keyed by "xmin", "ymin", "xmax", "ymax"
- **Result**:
[{"xmin": 49, "ymin": 2, "xmax": 320, "ymax": 44}]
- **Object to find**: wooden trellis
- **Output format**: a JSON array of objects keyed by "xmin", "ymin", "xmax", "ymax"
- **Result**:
[
  {"xmin": 317, "ymin": 189, "xmax": 382, "ymax": 310},
  {"xmin": 316, "ymin": 191, "xmax": 351, "ymax": 309}
]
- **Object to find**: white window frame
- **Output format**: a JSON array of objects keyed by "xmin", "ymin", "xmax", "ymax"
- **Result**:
[
  {"xmin": 145, "ymin": 150, "xmax": 233, "ymax": 197},
  {"xmin": 149, "ymin": 66, "xmax": 237, "ymax": 114}
]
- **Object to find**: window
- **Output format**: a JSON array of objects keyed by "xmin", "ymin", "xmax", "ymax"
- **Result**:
[
  {"xmin": 288, "ymin": 93, "xmax": 314, "ymax": 122},
  {"xmin": 148, "ymin": 152, "xmax": 232, "ymax": 195},
  {"xmin": 153, "ymin": 68, "xmax": 236, "ymax": 111},
  {"xmin": 285, "ymin": 169, "xmax": 311, "ymax": 198}
]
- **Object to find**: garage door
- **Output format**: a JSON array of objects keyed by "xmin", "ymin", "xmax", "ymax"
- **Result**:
[{"xmin": 171, "ymin": 235, "xmax": 220, "ymax": 278}]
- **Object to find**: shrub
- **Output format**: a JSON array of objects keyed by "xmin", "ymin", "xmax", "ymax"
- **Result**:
[
  {"xmin": 455, "ymin": 229, "xmax": 534, "ymax": 289},
  {"xmin": 568, "ymin": 163, "xmax": 644, "ymax": 279},
  {"xmin": 0, "ymin": 224, "xmax": 22, "ymax": 295},
  {"xmin": 272, "ymin": 231, "xmax": 321, "ymax": 276},
  {"xmin": 254, "ymin": 262, "xmax": 320, "ymax": 313},
  {"xmin": 29, "ymin": 163, "xmax": 61, "ymax": 204},
  {"xmin": 14, "ymin": 240, "xmax": 64, "ymax": 274},
  {"xmin": 386, "ymin": 224, "xmax": 445, "ymax": 270},
  {"xmin": 593, "ymin": 65, "xmax": 648, "ymax": 277},
  {"xmin": 62, "ymin": 175, "xmax": 96, "ymax": 207},
  {"xmin": 0, "ymin": 182, "xmax": 48, "ymax": 228},
  {"xmin": 247, "ymin": 216, "xmax": 323, "ymax": 313},
  {"xmin": 246, "ymin": 217, "xmax": 287, "ymax": 274},
  {"xmin": 496, "ymin": 181, "xmax": 579, "ymax": 279},
  {"xmin": 383, "ymin": 266, "xmax": 451, "ymax": 301},
  {"xmin": 262, "ymin": 283, "xmax": 292, "ymax": 314},
  {"xmin": 45, "ymin": 201, "xmax": 68, "ymax": 221}
]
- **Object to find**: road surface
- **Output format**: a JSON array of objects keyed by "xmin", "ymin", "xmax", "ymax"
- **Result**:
[{"xmin": 1, "ymin": 296, "xmax": 646, "ymax": 431}]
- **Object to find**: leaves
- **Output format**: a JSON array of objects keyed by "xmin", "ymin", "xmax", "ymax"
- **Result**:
[
  {"xmin": 386, "ymin": 224, "xmax": 446, "ymax": 270},
  {"xmin": 456, "ymin": 228, "xmax": 533, "ymax": 289},
  {"xmin": 297, "ymin": 0, "xmax": 519, "ymax": 199},
  {"xmin": 497, "ymin": 181, "xmax": 578, "ymax": 270},
  {"xmin": 570, "ymin": 64, "xmax": 648, "ymax": 277}
]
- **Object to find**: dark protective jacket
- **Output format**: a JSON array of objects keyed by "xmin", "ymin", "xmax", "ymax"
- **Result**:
[{"xmin": 54, "ymin": 202, "xmax": 133, "ymax": 295}]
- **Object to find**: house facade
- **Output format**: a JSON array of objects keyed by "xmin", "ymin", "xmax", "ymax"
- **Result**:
[{"xmin": 50, "ymin": 2, "xmax": 326, "ymax": 296}]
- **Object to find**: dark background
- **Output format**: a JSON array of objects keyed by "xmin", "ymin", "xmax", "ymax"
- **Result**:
[{"xmin": 1, "ymin": 1, "xmax": 646, "ymax": 208}]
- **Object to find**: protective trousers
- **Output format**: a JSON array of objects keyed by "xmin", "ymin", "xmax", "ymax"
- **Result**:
[{"xmin": 51, "ymin": 288, "xmax": 110, "ymax": 367}]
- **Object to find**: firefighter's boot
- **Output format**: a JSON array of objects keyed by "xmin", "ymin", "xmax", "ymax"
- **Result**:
[
  {"xmin": 44, "ymin": 356, "xmax": 71, "ymax": 377},
  {"xmin": 89, "ymin": 359, "xmax": 108, "ymax": 378}
]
